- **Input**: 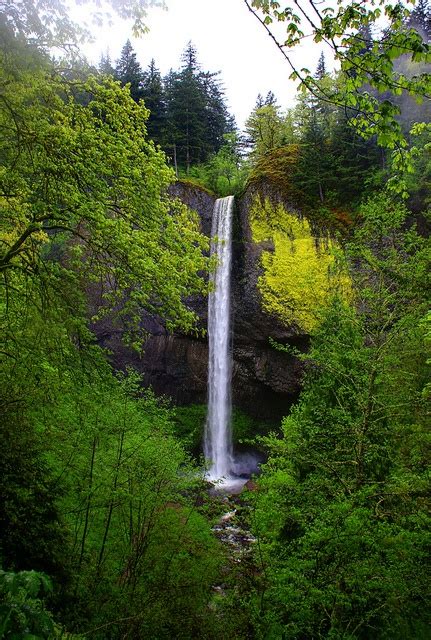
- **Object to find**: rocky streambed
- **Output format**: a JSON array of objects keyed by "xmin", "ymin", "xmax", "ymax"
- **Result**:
[{"xmin": 209, "ymin": 487, "xmax": 259, "ymax": 600}]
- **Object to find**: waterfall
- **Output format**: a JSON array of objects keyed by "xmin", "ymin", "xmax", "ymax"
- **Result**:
[{"xmin": 204, "ymin": 195, "xmax": 234, "ymax": 480}]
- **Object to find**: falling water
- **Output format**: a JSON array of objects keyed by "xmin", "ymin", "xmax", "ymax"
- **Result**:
[{"xmin": 204, "ymin": 196, "xmax": 234, "ymax": 480}]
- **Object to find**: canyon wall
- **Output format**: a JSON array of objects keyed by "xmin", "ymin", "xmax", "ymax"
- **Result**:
[{"xmin": 92, "ymin": 178, "xmax": 345, "ymax": 421}]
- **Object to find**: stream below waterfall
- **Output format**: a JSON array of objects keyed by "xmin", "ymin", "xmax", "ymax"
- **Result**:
[{"xmin": 209, "ymin": 490, "xmax": 258, "ymax": 601}]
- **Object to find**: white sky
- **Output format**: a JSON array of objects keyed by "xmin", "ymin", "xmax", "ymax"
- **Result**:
[{"xmin": 75, "ymin": 0, "xmax": 328, "ymax": 128}]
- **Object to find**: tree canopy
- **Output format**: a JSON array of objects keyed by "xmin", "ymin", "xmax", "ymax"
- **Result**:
[
  {"xmin": 0, "ymin": 37, "xmax": 208, "ymax": 335},
  {"xmin": 244, "ymin": 0, "xmax": 431, "ymax": 181},
  {"xmin": 0, "ymin": 0, "xmax": 165, "ymax": 45}
]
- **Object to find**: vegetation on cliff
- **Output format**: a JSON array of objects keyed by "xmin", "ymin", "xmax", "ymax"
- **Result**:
[
  {"xmin": 249, "ymin": 196, "xmax": 351, "ymax": 332},
  {"xmin": 1, "ymin": 0, "xmax": 431, "ymax": 638},
  {"xmin": 247, "ymin": 192, "xmax": 431, "ymax": 638}
]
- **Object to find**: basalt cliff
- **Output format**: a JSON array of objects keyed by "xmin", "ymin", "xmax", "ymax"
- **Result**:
[{"xmin": 92, "ymin": 177, "xmax": 347, "ymax": 421}]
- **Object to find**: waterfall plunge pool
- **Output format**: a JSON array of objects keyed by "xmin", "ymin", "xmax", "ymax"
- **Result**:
[{"xmin": 206, "ymin": 449, "xmax": 264, "ymax": 495}]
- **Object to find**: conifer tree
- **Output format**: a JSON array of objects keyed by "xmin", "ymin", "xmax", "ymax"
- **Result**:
[
  {"xmin": 115, "ymin": 39, "xmax": 144, "ymax": 102},
  {"xmin": 255, "ymin": 93, "xmax": 265, "ymax": 109},
  {"xmin": 264, "ymin": 90, "xmax": 277, "ymax": 105},
  {"xmin": 98, "ymin": 50, "xmax": 115, "ymax": 76},
  {"xmin": 329, "ymin": 108, "xmax": 382, "ymax": 205},
  {"xmin": 315, "ymin": 51, "xmax": 327, "ymax": 79},
  {"xmin": 201, "ymin": 70, "xmax": 235, "ymax": 155},
  {"xmin": 406, "ymin": 0, "xmax": 431, "ymax": 41},
  {"xmin": 164, "ymin": 44, "xmax": 207, "ymax": 171},
  {"xmin": 297, "ymin": 111, "xmax": 329, "ymax": 204},
  {"xmin": 293, "ymin": 71, "xmax": 336, "ymax": 205},
  {"xmin": 357, "ymin": 22, "xmax": 374, "ymax": 54},
  {"xmin": 164, "ymin": 42, "xmax": 232, "ymax": 171},
  {"xmin": 142, "ymin": 58, "xmax": 165, "ymax": 145}
]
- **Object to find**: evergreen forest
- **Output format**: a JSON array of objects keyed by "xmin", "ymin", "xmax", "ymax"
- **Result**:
[{"xmin": 0, "ymin": 1, "xmax": 430, "ymax": 639}]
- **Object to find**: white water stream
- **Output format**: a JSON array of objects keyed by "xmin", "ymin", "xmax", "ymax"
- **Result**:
[{"xmin": 204, "ymin": 196, "xmax": 235, "ymax": 481}]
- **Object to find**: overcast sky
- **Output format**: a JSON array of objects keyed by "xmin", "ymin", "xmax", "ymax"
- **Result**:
[{"xmin": 76, "ymin": 0, "xmax": 328, "ymax": 128}]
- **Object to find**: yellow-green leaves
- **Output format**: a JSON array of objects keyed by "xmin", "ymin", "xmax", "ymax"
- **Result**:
[
  {"xmin": 2, "ymin": 0, "xmax": 165, "ymax": 46},
  {"xmin": 0, "ymin": 54, "xmax": 209, "ymax": 335},
  {"xmin": 250, "ymin": 197, "xmax": 351, "ymax": 332}
]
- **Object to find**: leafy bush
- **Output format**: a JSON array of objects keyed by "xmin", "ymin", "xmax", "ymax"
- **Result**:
[{"xmin": 0, "ymin": 570, "xmax": 76, "ymax": 639}]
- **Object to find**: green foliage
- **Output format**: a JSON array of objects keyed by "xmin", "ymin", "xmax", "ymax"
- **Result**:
[
  {"xmin": 403, "ymin": 124, "xmax": 431, "ymax": 211},
  {"xmin": 247, "ymin": 144, "xmax": 302, "ymax": 202},
  {"xmin": 245, "ymin": 71, "xmax": 383, "ymax": 214},
  {"xmin": 2, "ymin": 1, "xmax": 430, "ymax": 638},
  {"xmin": 142, "ymin": 58, "xmax": 166, "ymax": 145},
  {"xmin": 0, "ymin": 38, "xmax": 209, "ymax": 335},
  {"xmin": 249, "ymin": 197, "xmax": 351, "ymax": 332},
  {"xmin": 164, "ymin": 43, "xmax": 234, "ymax": 172},
  {"xmin": 114, "ymin": 39, "xmax": 145, "ymax": 102},
  {"xmin": 246, "ymin": 0, "xmax": 431, "ymax": 183},
  {"xmin": 172, "ymin": 404, "xmax": 267, "ymax": 455},
  {"xmin": 245, "ymin": 102, "xmax": 289, "ymax": 160},
  {"xmin": 231, "ymin": 407, "xmax": 267, "ymax": 444},
  {"xmin": 0, "ymin": 22, "xmax": 226, "ymax": 640},
  {"xmin": 0, "ymin": 569, "xmax": 77, "ymax": 638},
  {"xmin": 184, "ymin": 134, "xmax": 247, "ymax": 197},
  {"xmin": 98, "ymin": 41, "xmax": 235, "ymax": 172},
  {"xmin": 406, "ymin": 0, "xmax": 431, "ymax": 41},
  {"xmin": 0, "ymin": 407, "xmax": 68, "ymax": 578},
  {"xmin": 171, "ymin": 404, "xmax": 208, "ymax": 454},
  {"xmin": 1, "ymin": 280, "xmax": 225, "ymax": 636},
  {"xmin": 248, "ymin": 193, "xmax": 431, "ymax": 638},
  {"xmin": 1, "ymin": 0, "xmax": 163, "ymax": 45}
]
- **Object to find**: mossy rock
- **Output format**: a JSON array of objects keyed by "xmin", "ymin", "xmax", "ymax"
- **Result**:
[
  {"xmin": 247, "ymin": 145, "xmax": 354, "ymax": 234},
  {"xmin": 176, "ymin": 177, "xmax": 217, "ymax": 199},
  {"xmin": 172, "ymin": 404, "xmax": 273, "ymax": 455},
  {"xmin": 249, "ymin": 196, "xmax": 352, "ymax": 333}
]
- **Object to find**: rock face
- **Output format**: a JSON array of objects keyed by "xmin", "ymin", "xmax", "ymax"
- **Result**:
[
  {"xmin": 93, "ymin": 180, "xmax": 309, "ymax": 422},
  {"xmin": 230, "ymin": 186, "xmax": 308, "ymax": 419}
]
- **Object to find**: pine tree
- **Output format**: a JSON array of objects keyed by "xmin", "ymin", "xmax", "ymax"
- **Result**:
[
  {"xmin": 164, "ymin": 58, "xmax": 207, "ymax": 171},
  {"xmin": 357, "ymin": 22, "xmax": 374, "ymax": 54},
  {"xmin": 255, "ymin": 93, "xmax": 265, "ymax": 109},
  {"xmin": 293, "ymin": 78, "xmax": 336, "ymax": 205},
  {"xmin": 181, "ymin": 40, "xmax": 200, "ymax": 72},
  {"xmin": 115, "ymin": 39, "xmax": 144, "ymax": 103},
  {"xmin": 329, "ymin": 108, "xmax": 382, "ymax": 205},
  {"xmin": 298, "ymin": 111, "xmax": 329, "ymax": 203},
  {"xmin": 264, "ymin": 90, "xmax": 277, "ymax": 106},
  {"xmin": 406, "ymin": 0, "xmax": 431, "ymax": 41},
  {"xmin": 98, "ymin": 50, "xmax": 115, "ymax": 76},
  {"xmin": 201, "ymin": 70, "xmax": 235, "ymax": 155},
  {"xmin": 142, "ymin": 58, "xmax": 165, "ymax": 145},
  {"xmin": 164, "ymin": 42, "xmax": 232, "ymax": 172},
  {"xmin": 315, "ymin": 51, "xmax": 327, "ymax": 79}
]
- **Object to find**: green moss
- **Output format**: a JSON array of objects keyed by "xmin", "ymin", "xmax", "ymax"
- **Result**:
[
  {"xmin": 250, "ymin": 196, "xmax": 351, "ymax": 333},
  {"xmin": 247, "ymin": 145, "xmax": 354, "ymax": 233},
  {"xmin": 176, "ymin": 177, "xmax": 217, "ymax": 198},
  {"xmin": 172, "ymin": 404, "xmax": 272, "ymax": 455}
]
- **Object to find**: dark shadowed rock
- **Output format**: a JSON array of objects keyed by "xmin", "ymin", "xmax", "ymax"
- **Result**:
[
  {"xmin": 243, "ymin": 479, "xmax": 258, "ymax": 492},
  {"xmin": 169, "ymin": 180, "xmax": 216, "ymax": 237}
]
